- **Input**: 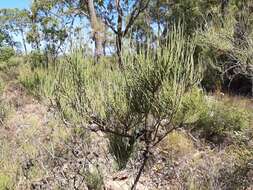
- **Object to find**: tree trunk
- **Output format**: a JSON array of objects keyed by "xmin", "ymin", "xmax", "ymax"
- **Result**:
[
  {"xmin": 116, "ymin": 33, "xmax": 122, "ymax": 66},
  {"xmin": 116, "ymin": 0, "xmax": 123, "ymax": 67},
  {"xmin": 87, "ymin": 0, "xmax": 103, "ymax": 63},
  {"xmin": 251, "ymin": 76, "xmax": 253, "ymax": 97},
  {"xmin": 20, "ymin": 29, "xmax": 27, "ymax": 55},
  {"xmin": 221, "ymin": 0, "xmax": 229, "ymax": 19}
]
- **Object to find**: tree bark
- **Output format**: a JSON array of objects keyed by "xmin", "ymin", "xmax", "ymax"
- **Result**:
[
  {"xmin": 115, "ymin": 0, "xmax": 123, "ymax": 67},
  {"xmin": 221, "ymin": 0, "xmax": 229, "ymax": 19},
  {"xmin": 87, "ymin": 0, "xmax": 104, "ymax": 63},
  {"xmin": 20, "ymin": 29, "xmax": 27, "ymax": 55}
]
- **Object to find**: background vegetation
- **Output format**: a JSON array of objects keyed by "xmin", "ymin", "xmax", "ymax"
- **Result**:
[{"xmin": 0, "ymin": 0, "xmax": 252, "ymax": 189}]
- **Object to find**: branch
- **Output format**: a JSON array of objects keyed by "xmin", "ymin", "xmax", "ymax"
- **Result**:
[
  {"xmin": 131, "ymin": 145, "xmax": 149, "ymax": 190},
  {"xmin": 98, "ymin": 3, "xmax": 118, "ymax": 34},
  {"xmin": 123, "ymin": 0, "xmax": 150, "ymax": 37}
]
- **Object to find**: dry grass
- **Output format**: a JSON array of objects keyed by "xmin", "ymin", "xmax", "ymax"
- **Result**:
[{"xmin": 159, "ymin": 130, "xmax": 196, "ymax": 161}]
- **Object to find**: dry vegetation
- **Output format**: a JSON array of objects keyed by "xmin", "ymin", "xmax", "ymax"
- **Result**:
[
  {"xmin": 0, "ymin": 1, "xmax": 252, "ymax": 190},
  {"xmin": 0, "ymin": 34, "xmax": 252, "ymax": 190}
]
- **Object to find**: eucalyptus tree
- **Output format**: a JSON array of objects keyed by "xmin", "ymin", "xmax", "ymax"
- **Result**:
[
  {"xmin": 0, "ymin": 8, "xmax": 29, "ymax": 53},
  {"xmin": 0, "ymin": 29, "xmax": 13, "ymax": 47},
  {"xmin": 27, "ymin": 0, "xmax": 75, "ymax": 62},
  {"xmin": 27, "ymin": 0, "xmax": 104, "ymax": 62},
  {"xmin": 97, "ymin": 0, "xmax": 150, "ymax": 66},
  {"xmin": 146, "ymin": 0, "xmax": 228, "ymax": 37},
  {"xmin": 0, "ymin": 30, "xmax": 15, "ymax": 62}
]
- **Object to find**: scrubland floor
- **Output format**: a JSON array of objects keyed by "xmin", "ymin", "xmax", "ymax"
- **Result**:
[{"xmin": 0, "ymin": 74, "xmax": 252, "ymax": 190}]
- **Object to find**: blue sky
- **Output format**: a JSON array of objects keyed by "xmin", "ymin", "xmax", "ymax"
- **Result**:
[{"xmin": 0, "ymin": 0, "xmax": 31, "ymax": 9}]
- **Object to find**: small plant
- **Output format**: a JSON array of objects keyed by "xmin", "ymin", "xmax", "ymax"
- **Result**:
[
  {"xmin": 85, "ymin": 169, "xmax": 104, "ymax": 190},
  {"xmin": 108, "ymin": 133, "xmax": 136, "ymax": 170},
  {"xmin": 0, "ymin": 173, "xmax": 13, "ymax": 190},
  {"xmin": 0, "ymin": 78, "xmax": 9, "ymax": 125},
  {"xmin": 0, "ymin": 56, "xmax": 22, "ymax": 74},
  {"xmin": 0, "ymin": 102, "xmax": 8, "ymax": 125},
  {"xmin": 218, "ymin": 148, "xmax": 253, "ymax": 190}
]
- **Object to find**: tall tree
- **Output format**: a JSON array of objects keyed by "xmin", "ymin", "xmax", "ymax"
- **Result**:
[
  {"xmin": 29, "ymin": 0, "xmax": 104, "ymax": 62},
  {"xmin": 84, "ymin": 0, "xmax": 104, "ymax": 62},
  {"xmin": 97, "ymin": 0, "xmax": 150, "ymax": 66},
  {"xmin": 0, "ymin": 8, "xmax": 29, "ymax": 53}
]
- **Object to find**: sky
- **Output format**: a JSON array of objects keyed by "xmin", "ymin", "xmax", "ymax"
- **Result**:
[{"xmin": 0, "ymin": 0, "xmax": 31, "ymax": 9}]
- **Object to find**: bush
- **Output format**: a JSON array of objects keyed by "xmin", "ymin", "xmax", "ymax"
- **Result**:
[
  {"xmin": 192, "ymin": 98, "xmax": 251, "ymax": 144},
  {"xmin": 19, "ymin": 64, "xmax": 57, "ymax": 98},
  {"xmin": 173, "ymin": 88, "xmax": 206, "ymax": 126},
  {"xmin": 0, "ymin": 78, "xmax": 8, "ymax": 125},
  {"xmin": 0, "ymin": 101, "xmax": 8, "ymax": 125},
  {"xmin": 179, "ymin": 146, "xmax": 253, "ymax": 190},
  {"xmin": 201, "ymin": 66, "xmax": 222, "ymax": 93},
  {"xmin": 0, "ymin": 173, "xmax": 13, "ymax": 190},
  {"xmin": 173, "ymin": 88, "xmax": 251, "ymax": 144},
  {"xmin": 108, "ymin": 133, "xmax": 136, "ymax": 170},
  {"xmin": 28, "ymin": 51, "xmax": 47, "ymax": 70},
  {"xmin": 0, "ymin": 47, "xmax": 15, "ymax": 62},
  {"xmin": 85, "ymin": 169, "xmax": 104, "ymax": 190},
  {"xmin": 54, "ymin": 25, "xmax": 202, "ymax": 181}
]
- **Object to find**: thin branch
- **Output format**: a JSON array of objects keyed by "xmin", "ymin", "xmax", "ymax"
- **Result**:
[
  {"xmin": 123, "ymin": 0, "xmax": 150, "ymax": 37},
  {"xmin": 131, "ymin": 145, "xmax": 149, "ymax": 190}
]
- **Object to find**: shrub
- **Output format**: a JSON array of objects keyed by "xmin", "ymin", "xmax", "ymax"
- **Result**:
[
  {"xmin": 0, "ymin": 173, "xmax": 13, "ymax": 190},
  {"xmin": 179, "ymin": 146, "xmax": 253, "ymax": 190},
  {"xmin": 201, "ymin": 66, "xmax": 222, "ymax": 93},
  {"xmin": 54, "ymin": 25, "xmax": 202, "ymax": 188},
  {"xmin": 192, "ymin": 98, "xmax": 251, "ymax": 144},
  {"xmin": 0, "ymin": 78, "xmax": 8, "ymax": 125},
  {"xmin": 85, "ymin": 169, "xmax": 104, "ymax": 190},
  {"xmin": 108, "ymin": 133, "xmax": 136, "ymax": 170},
  {"xmin": 0, "ymin": 47, "xmax": 15, "ymax": 62},
  {"xmin": 173, "ymin": 88, "xmax": 251, "ymax": 144},
  {"xmin": 28, "ymin": 51, "xmax": 48, "ymax": 70},
  {"xmin": 0, "ymin": 101, "xmax": 8, "ymax": 125},
  {"xmin": 218, "ymin": 147, "xmax": 253, "ymax": 189},
  {"xmin": 173, "ymin": 88, "xmax": 206, "ymax": 126},
  {"xmin": 19, "ymin": 64, "xmax": 58, "ymax": 98},
  {"xmin": 0, "ymin": 56, "xmax": 22, "ymax": 74}
]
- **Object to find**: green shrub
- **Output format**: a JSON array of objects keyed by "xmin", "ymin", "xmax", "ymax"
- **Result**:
[
  {"xmin": 0, "ymin": 78, "xmax": 8, "ymax": 125},
  {"xmin": 159, "ymin": 131, "xmax": 195, "ymax": 161},
  {"xmin": 192, "ymin": 99, "xmax": 251, "ymax": 143},
  {"xmin": 201, "ymin": 66, "xmax": 222, "ymax": 92},
  {"xmin": 19, "ymin": 64, "xmax": 57, "ymax": 98},
  {"xmin": 54, "ymin": 25, "xmax": 202, "ymax": 176},
  {"xmin": 0, "ymin": 173, "xmax": 13, "ymax": 190},
  {"xmin": 85, "ymin": 169, "xmax": 104, "ymax": 190},
  {"xmin": 173, "ymin": 88, "xmax": 206, "ymax": 125},
  {"xmin": 0, "ymin": 47, "xmax": 15, "ymax": 62},
  {"xmin": 108, "ymin": 133, "xmax": 136, "ymax": 170},
  {"xmin": 0, "ymin": 102, "xmax": 8, "ymax": 125},
  {"xmin": 174, "ymin": 88, "xmax": 251, "ymax": 144},
  {"xmin": 28, "ymin": 51, "xmax": 47, "ymax": 70},
  {"xmin": 0, "ymin": 56, "xmax": 24, "ymax": 81}
]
